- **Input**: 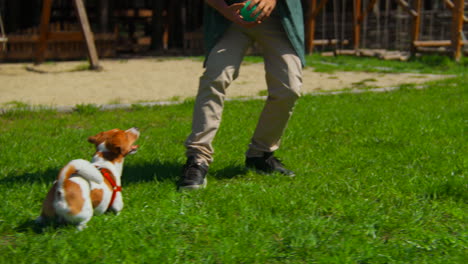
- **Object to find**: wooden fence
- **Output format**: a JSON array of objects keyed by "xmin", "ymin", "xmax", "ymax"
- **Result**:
[
  {"xmin": 305, "ymin": 0, "xmax": 467, "ymax": 60},
  {"xmin": 0, "ymin": 0, "xmax": 466, "ymax": 61}
]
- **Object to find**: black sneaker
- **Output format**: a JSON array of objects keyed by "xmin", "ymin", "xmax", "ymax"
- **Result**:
[
  {"xmin": 178, "ymin": 157, "xmax": 208, "ymax": 190},
  {"xmin": 245, "ymin": 152, "xmax": 295, "ymax": 177}
]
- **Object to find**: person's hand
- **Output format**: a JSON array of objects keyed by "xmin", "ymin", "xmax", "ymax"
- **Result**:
[
  {"xmin": 223, "ymin": 2, "xmax": 258, "ymax": 28},
  {"xmin": 206, "ymin": 0, "xmax": 258, "ymax": 28},
  {"xmin": 244, "ymin": 0, "xmax": 277, "ymax": 22}
]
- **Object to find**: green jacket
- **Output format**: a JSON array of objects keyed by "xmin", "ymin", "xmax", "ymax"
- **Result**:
[{"xmin": 203, "ymin": 0, "xmax": 306, "ymax": 66}]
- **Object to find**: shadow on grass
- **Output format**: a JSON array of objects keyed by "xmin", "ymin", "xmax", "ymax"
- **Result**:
[
  {"xmin": 0, "ymin": 160, "xmax": 180, "ymax": 186},
  {"xmin": 210, "ymin": 165, "xmax": 248, "ymax": 180},
  {"xmin": 123, "ymin": 160, "xmax": 180, "ymax": 183},
  {"xmin": 0, "ymin": 168, "xmax": 59, "ymax": 186},
  {"xmin": 15, "ymin": 219, "xmax": 44, "ymax": 234},
  {"xmin": 14, "ymin": 219, "xmax": 70, "ymax": 234},
  {"xmin": 0, "ymin": 161, "xmax": 249, "ymax": 187}
]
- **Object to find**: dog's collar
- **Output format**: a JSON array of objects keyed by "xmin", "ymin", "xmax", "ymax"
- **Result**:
[{"xmin": 98, "ymin": 167, "xmax": 122, "ymax": 211}]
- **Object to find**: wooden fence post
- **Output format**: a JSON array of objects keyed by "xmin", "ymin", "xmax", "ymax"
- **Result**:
[
  {"xmin": 410, "ymin": 0, "xmax": 422, "ymax": 56},
  {"xmin": 35, "ymin": 0, "xmax": 53, "ymax": 65},
  {"xmin": 353, "ymin": 0, "xmax": 362, "ymax": 50},
  {"xmin": 305, "ymin": 0, "xmax": 317, "ymax": 54},
  {"xmin": 99, "ymin": 0, "xmax": 109, "ymax": 33},
  {"xmin": 73, "ymin": 0, "xmax": 101, "ymax": 70},
  {"xmin": 451, "ymin": 0, "xmax": 464, "ymax": 61}
]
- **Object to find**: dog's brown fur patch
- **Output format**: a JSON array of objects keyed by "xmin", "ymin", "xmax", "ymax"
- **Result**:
[
  {"xmin": 91, "ymin": 188, "xmax": 104, "ymax": 208},
  {"xmin": 63, "ymin": 180, "xmax": 84, "ymax": 216},
  {"xmin": 41, "ymin": 182, "xmax": 58, "ymax": 219}
]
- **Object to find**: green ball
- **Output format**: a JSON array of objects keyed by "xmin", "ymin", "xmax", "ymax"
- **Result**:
[{"xmin": 240, "ymin": 1, "xmax": 260, "ymax": 22}]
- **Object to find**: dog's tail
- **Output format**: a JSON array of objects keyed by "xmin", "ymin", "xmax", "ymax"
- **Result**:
[
  {"xmin": 56, "ymin": 159, "xmax": 103, "ymax": 187},
  {"xmin": 47, "ymin": 159, "xmax": 103, "ymax": 223}
]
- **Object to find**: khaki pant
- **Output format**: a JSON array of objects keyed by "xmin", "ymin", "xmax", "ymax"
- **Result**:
[{"xmin": 185, "ymin": 16, "xmax": 302, "ymax": 165}]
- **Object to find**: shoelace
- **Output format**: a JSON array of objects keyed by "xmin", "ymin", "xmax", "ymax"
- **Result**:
[{"xmin": 184, "ymin": 163, "xmax": 205, "ymax": 179}]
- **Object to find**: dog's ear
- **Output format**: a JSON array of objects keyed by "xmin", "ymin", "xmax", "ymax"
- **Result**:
[
  {"xmin": 88, "ymin": 136, "xmax": 97, "ymax": 144},
  {"xmin": 88, "ymin": 133, "xmax": 104, "ymax": 145}
]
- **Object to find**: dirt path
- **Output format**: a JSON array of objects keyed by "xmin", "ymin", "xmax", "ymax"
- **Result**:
[{"xmin": 0, "ymin": 58, "xmax": 448, "ymax": 108}]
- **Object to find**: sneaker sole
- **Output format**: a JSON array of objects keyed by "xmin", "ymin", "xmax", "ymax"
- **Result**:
[{"xmin": 178, "ymin": 178, "xmax": 207, "ymax": 190}]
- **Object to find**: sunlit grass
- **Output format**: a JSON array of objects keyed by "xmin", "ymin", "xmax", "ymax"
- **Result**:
[{"xmin": 0, "ymin": 56, "xmax": 466, "ymax": 263}]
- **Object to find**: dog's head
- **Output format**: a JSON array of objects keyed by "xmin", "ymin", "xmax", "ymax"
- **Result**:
[{"xmin": 88, "ymin": 128, "xmax": 140, "ymax": 162}]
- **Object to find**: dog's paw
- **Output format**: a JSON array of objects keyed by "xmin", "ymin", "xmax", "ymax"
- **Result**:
[{"xmin": 76, "ymin": 223, "xmax": 87, "ymax": 231}]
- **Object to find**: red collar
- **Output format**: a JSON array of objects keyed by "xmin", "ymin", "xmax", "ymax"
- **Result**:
[{"xmin": 98, "ymin": 168, "xmax": 122, "ymax": 211}]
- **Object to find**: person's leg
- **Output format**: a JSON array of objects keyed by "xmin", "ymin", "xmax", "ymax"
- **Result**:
[
  {"xmin": 180, "ymin": 25, "xmax": 253, "ymax": 190},
  {"xmin": 246, "ymin": 17, "xmax": 302, "ymax": 158},
  {"xmin": 185, "ymin": 25, "xmax": 253, "ymax": 165},
  {"xmin": 243, "ymin": 16, "xmax": 302, "ymax": 177}
]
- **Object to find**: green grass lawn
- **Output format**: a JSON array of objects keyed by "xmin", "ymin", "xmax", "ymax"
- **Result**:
[{"xmin": 0, "ymin": 55, "xmax": 466, "ymax": 263}]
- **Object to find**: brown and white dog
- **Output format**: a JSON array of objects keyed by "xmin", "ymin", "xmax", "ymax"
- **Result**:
[{"xmin": 36, "ymin": 127, "xmax": 140, "ymax": 230}]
